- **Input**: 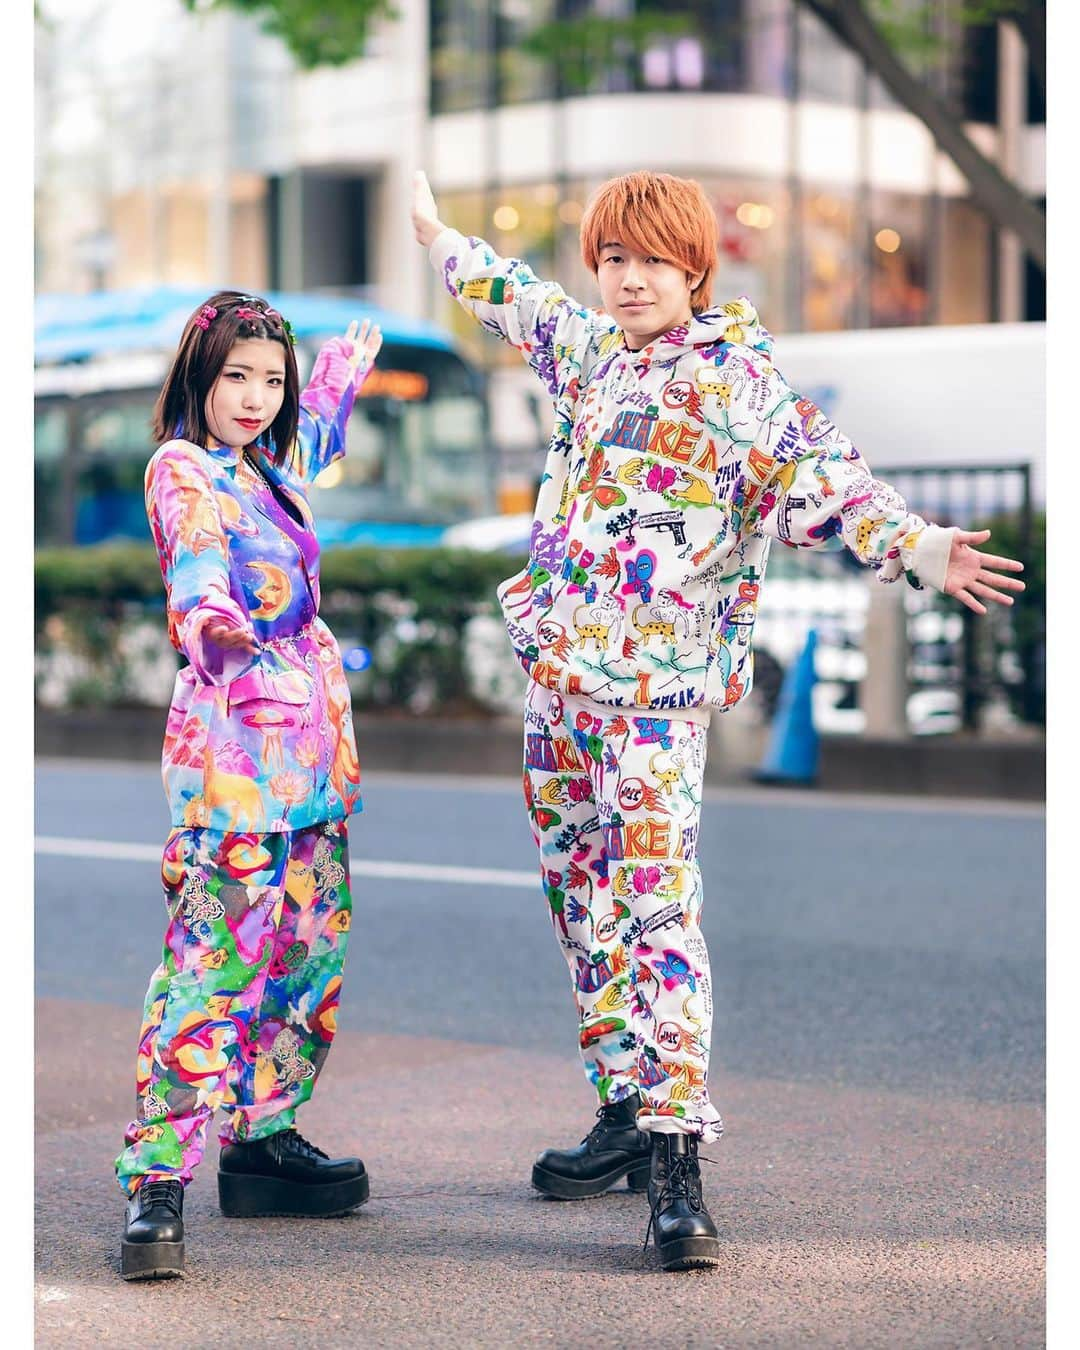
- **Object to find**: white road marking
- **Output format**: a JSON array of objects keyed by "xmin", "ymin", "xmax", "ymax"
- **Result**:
[
  {"xmin": 35, "ymin": 757, "xmax": 1045, "ymax": 816},
  {"xmin": 35, "ymin": 1287, "xmax": 71, "ymax": 1304},
  {"xmin": 33, "ymin": 836, "xmax": 539, "ymax": 890}
]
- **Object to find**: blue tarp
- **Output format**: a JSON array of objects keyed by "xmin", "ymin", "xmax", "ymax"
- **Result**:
[{"xmin": 35, "ymin": 286, "xmax": 455, "ymax": 365}]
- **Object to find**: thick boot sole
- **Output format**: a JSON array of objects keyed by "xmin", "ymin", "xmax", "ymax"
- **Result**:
[
  {"xmin": 218, "ymin": 1169, "xmax": 369, "ymax": 1218},
  {"xmin": 656, "ymin": 1234, "xmax": 721, "ymax": 1271},
  {"xmin": 120, "ymin": 1238, "xmax": 184, "ymax": 1280},
  {"xmin": 531, "ymin": 1158, "xmax": 651, "ymax": 1200}
]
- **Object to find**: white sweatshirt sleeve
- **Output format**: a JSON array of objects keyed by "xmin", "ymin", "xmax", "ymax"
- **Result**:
[
  {"xmin": 744, "ymin": 366, "xmax": 956, "ymax": 590},
  {"xmin": 429, "ymin": 228, "xmax": 601, "ymax": 399}
]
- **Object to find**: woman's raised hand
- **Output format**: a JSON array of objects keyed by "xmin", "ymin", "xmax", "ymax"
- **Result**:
[
  {"xmin": 343, "ymin": 319, "xmax": 383, "ymax": 373},
  {"xmin": 412, "ymin": 171, "xmax": 445, "ymax": 248}
]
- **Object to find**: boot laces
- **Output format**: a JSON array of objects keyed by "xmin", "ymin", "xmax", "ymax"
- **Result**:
[
  {"xmin": 583, "ymin": 1099, "xmax": 632, "ymax": 1147},
  {"xmin": 139, "ymin": 1180, "xmax": 182, "ymax": 1215},
  {"xmin": 280, "ymin": 1128, "xmax": 329, "ymax": 1161},
  {"xmin": 643, "ymin": 1146, "xmax": 714, "ymax": 1251}
]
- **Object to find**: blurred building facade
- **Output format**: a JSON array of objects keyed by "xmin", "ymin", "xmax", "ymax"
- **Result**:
[{"xmin": 35, "ymin": 0, "xmax": 1045, "ymax": 486}]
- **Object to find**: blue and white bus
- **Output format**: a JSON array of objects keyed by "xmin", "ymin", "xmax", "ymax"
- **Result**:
[{"xmin": 34, "ymin": 287, "xmax": 494, "ymax": 548}]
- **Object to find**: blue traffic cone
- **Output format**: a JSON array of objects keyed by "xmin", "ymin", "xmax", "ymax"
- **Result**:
[{"xmin": 755, "ymin": 628, "xmax": 819, "ymax": 785}]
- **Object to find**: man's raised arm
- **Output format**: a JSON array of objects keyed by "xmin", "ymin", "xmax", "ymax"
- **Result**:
[{"xmin": 412, "ymin": 170, "xmax": 605, "ymax": 398}]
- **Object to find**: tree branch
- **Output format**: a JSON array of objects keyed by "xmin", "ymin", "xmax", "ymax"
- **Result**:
[{"xmin": 801, "ymin": 0, "xmax": 1045, "ymax": 268}]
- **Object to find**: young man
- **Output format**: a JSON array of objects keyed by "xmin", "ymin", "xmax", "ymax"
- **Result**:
[{"xmin": 411, "ymin": 170, "xmax": 1024, "ymax": 1271}]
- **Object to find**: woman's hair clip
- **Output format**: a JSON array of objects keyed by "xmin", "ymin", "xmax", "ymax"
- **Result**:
[
  {"xmin": 262, "ymin": 307, "xmax": 296, "ymax": 345},
  {"xmin": 193, "ymin": 297, "xmax": 295, "ymax": 343}
]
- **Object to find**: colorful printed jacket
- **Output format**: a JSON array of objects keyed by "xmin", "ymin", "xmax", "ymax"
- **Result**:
[
  {"xmin": 431, "ymin": 229, "xmax": 956, "ymax": 719},
  {"xmin": 146, "ymin": 339, "xmax": 368, "ymax": 832}
]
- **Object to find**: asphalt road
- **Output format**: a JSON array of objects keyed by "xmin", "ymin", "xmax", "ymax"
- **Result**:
[{"xmin": 34, "ymin": 759, "xmax": 1045, "ymax": 1346}]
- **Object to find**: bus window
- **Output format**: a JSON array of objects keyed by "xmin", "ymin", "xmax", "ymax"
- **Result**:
[
  {"xmin": 75, "ymin": 396, "xmax": 156, "ymax": 544},
  {"xmin": 35, "ymin": 311, "xmax": 494, "ymax": 549},
  {"xmin": 35, "ymin": 403, "xmax": 70, "ymax": 545},
  {"xmin": 305, "ymin": 344, "xmax": 492, "ymax": 541},
  {"xmin": 400, "ymin": 396, "xmax": 488, "ymax": 515}
]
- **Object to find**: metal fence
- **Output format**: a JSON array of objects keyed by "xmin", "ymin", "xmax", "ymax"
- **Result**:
[{"xmin": 878, "ymin": 463, "xmax": 1041, "ymax": 730}]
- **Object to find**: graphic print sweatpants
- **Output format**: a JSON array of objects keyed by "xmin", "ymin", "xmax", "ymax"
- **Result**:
[
  {"xmin": 115, "ymin": 820, "xmax": 352, "ymax": 1194},
  {"xmin": 522, "ymin": 680, "xmax": 723, "ymax": 1141}
]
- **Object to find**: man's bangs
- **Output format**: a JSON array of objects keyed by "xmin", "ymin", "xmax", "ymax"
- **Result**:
[
  {"xmin": 581, "ymin": 173, "xmax": 719, "ymax": 309},
  {"xmin": 586, "ymin": 198, "xmax": 694, "ymax": 273}
]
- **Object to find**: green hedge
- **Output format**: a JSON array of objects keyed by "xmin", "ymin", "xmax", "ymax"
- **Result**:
[
  {"xmin": 34, "ymin": 543, "xmax": 527, "ymax": 613},
  {"xmin": 980, "ymin": 510, "xmax": 1046, "ymax": 724},
  {"xmin": 36, "ymin": 544, "xmax": 529, "ymax": 712},
  {"xmin": 35, "ymin": 519, "xmax": 1046, "ymax": 723}
]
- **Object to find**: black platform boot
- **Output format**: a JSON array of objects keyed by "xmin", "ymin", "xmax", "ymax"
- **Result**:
[
  {"xmin": 645, "ymin": 1132, "xmax": 720, "ymax": 1271},
  {"xmin": 217, "ymin": 1128, "xmax": 369, "ymax": 1218},
  {"xmin": 532, "ymin": 1093, "xmax": 652, "ymax": 1199},
  {"xmin": 121, "ymin": 1179, "xmax": 185, "ymax": 1280}
]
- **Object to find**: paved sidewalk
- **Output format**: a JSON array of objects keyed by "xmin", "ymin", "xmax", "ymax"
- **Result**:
[{"xmin": 35, "ymin": 997, "xmax": 1044, "ymax": 1347}]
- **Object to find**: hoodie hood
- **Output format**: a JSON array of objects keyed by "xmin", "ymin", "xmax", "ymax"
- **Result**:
[{"xmin": 620, "ymin": 296, "xmax": 776, "ymax": 370}]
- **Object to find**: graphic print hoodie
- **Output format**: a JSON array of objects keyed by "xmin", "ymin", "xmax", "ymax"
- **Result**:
[{"xmin": 431, "ymin": 229, "xmax": 955, "ymax": 720}]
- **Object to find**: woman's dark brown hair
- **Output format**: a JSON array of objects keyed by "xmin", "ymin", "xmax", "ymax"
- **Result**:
[{"xmin": 151, "ymin": 290, "xmax": 300, "ymax": 464}]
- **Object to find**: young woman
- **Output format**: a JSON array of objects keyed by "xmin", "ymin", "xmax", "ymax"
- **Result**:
[
  {"xmin": 116, "ymin": 292, "xmax": 382, "ymax": 1281},
  {"xmin": 411, "ymin": 170, "xmax": 1025, "ymax": 1272}
]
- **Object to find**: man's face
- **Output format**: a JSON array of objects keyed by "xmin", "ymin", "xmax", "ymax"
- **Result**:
[{"xmin": 595, "ymin": 241, "xmax": 701, "ymax": 351}]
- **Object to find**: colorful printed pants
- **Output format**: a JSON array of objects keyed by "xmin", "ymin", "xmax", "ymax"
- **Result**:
[
  {"xmin": 115, "ymin": 820, "xmax": 352, "ymax": 1195},
  {"xmin": 523, "ymin": 681, "xmax": 722, "ymax": 1141}
]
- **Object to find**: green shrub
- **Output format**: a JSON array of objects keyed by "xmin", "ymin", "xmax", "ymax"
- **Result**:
[{"xmin": 35, "ymin": 544, "xmax": 530, "ymax": 713}]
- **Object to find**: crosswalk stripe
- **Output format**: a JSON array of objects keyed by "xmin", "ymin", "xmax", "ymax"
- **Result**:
[{"xmin": 33, "ymin": 835, "xmax": 539, "ymax": 890}]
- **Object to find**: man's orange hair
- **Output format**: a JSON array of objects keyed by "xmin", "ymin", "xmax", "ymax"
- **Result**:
[{"xmin": 580, "ymin": 171, "xmax": 720, "ymax": 313}]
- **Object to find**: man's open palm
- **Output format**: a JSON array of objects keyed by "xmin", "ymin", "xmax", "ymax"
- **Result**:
[{"xmin": 943, "ymin": 529, "xmax": 1026, "ymax": 615}]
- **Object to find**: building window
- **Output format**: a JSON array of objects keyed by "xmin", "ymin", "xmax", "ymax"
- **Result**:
[
  {"xmin": 796, "ymin": 5, "xmax": 860, "ymax": 104},
  {"xmin": 430, "ymin": 1, "xmax": 803, "ymax": 107},
  {"xmin": 431, "ymin": 0, "xmax": 493, "ymax": 114},
  {"xmin": 633, "ymin": 0, "xmax": 743, "ymax": 93},
  {"xmin": 496, "ymin": 0, "xmax": 556, "ymax": 104},
  {"xmin": 163, "ymin": 187, "xmax": 209, "ymax": 285},
  {"xmin": 802, "ymin": 188, "xmax": 861, "ymax": 332},
  {"xmin": 869, "ymin": 189, "xmax": 930, "ymax": 326},
  {"xmin": 1024, "ymin": 198, "xmax": 1046, "ymax": 321},
  {"xmin": 744, "ymin": 0, "xmax": 793, "ymax": 97},
  {"xmin": 700, "ymin": 179, "xmax": 791, "ymax": 330},
  {"xmin": 958, "ymin": 18, "xmax": 998, "ymax": 123},
  {"xmin": 110, "ymin": 191, "xmax": 155, "ymax": 288},
  {"xmin": 937, "ymin": 197, "xmax": 991, "ymax": 324},
  {"xmin": 230, "ymin": 174, "xmax": 270, "ymax": 293}
]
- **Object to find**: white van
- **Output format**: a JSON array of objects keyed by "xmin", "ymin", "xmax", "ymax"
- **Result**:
[{"xmin": 770, "ymin": 320, "xmax": 1046, "ymax": 505}]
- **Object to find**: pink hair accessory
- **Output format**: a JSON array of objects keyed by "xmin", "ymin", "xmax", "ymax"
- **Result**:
[
  {"xmin": 193, "ymin": 304, "xmax": 218, "ymax": 331},
  {"xmin": 234, "ymin": 306, "xmax": 262, "ymax": 321},
  {"xmin": 259, "ymin": 306, "xmax": 296, "ymax": 344}
]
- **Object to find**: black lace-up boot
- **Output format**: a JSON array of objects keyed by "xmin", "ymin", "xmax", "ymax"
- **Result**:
[
  {"xmin": 121, "ymin": 1179, "xmax": 185, "ymax": 1280},
  {"xmin": 531, "ymin": 1093, "xmax": 652, "ymax": 1199},
  {"xmin": 645, "ymin": 1132, "xmax": 720, "ymax": 1270},
  {"xmin": 217, "ymin": 1128, "xmax": 369, "ymax": 1217}
]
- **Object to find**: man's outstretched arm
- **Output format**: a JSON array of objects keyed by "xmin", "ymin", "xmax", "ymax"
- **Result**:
[
  {"xmin": 412, "ymin": 170, "xmax": 605, "ymax": 398},
  {"xmin": 748, "ymin": 369, "xmax": 1025, "ymax": 612}
]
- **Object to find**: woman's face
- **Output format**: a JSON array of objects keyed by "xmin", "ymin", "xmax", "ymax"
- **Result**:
[{"xmin": 205, "ymin": 338, "xmax": 287, "ymax": 450}]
